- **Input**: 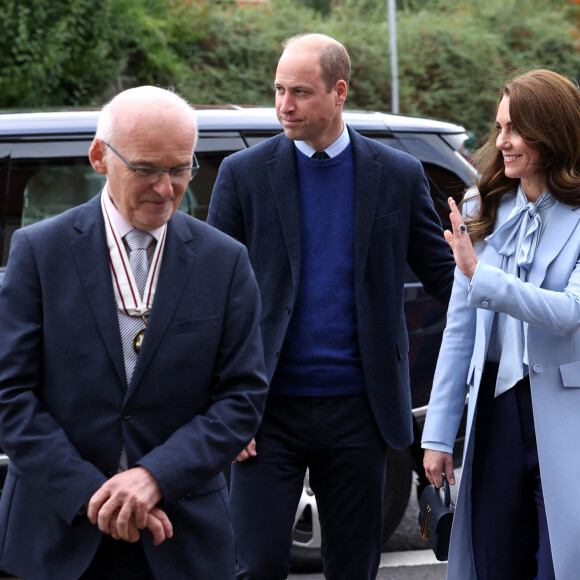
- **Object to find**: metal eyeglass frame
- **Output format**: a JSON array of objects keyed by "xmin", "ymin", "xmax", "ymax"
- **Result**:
[{"xmin": 105, "ymin": 141, "xmax": 199, "ymax": 184}]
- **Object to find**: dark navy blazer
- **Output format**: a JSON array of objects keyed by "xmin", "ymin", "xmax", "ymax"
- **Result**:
[
  {"xmin": 0, "ymin": 194, "xmax": 268, "ymax": 579},
  {"xmin": 208, "ymin": 127, "xmax": 454, "ymax": 449}
]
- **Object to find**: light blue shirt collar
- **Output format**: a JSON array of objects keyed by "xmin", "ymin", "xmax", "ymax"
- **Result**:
[{"xmin": 294, "ymin": 123, "xmax": 350, "ymax": 158}]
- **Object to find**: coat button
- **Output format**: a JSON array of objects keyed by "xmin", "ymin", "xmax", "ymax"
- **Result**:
[
  {"xmin": 275, "ymin": 349, "xmax": 280, "ymax": 358},
  {"xmin": 481, "ymin": 300, "xmax": 489, "ymax": 308},
  {"xmin": 286, "ymin": 307, "xmax": 292, "ymax": 315},
  {"xmin": 533, "ymin": 364, "xmax": 543, "ymax": 373},
  {"xmin": 122, "ymin": 411, "xmax": 131, "ymax": 420}
]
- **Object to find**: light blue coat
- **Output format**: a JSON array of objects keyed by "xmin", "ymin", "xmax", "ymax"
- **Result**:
[{"xmin": 422, "ymin": 189, "xmax": 580, "ymax": 579}]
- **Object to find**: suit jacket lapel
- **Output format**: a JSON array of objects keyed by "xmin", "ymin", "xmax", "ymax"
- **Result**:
[
  {"xmin": 351, "ymin": 130, "xmax": 381, "ymax": 286},
  {"xmin": 70, "ymin": 195, "xmax": 126, "ymax": 386},
  {"xmin": 128, "ymin": 215, "xmax": 195, "ymax": 392},
  {"xmin": 529, "ymin": 201, "xmax": 580, "ymax": 287},
  {"xmin": 267, "ymin": 136, "xmax": 301, "ymax": 289}
]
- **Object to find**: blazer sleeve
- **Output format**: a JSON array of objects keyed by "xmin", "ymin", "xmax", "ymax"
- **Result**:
[
  {"xmin": 0, "ymin": 229, "xmax": 107, "ymax": 525},
  {"xmin": 421, "ymin": 266, "xmax": 476, "ymax": 453},
  {"xmin": 137, "ymin": 244, "xmax": 268, "ymax": 505},
  {"xmin": 405, "ymin": 162, "xmax": 455, "ymax": 306},
  {"xmin": 421, "ymin": 192, "xmax": 480, "ymax": 452},
  {"xmin": 468, "ymin": 260, "xmax": 580, "ymax": 337},
  {"xmin": 207, "ymin": 156, "xmax": 245, "ymax": 243}
]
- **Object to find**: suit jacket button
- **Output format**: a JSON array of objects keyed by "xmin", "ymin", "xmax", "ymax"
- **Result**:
[
  {"xmin": 481, "ymin": 300, "xmax": 489, "ymax": 308},
  {"xmin": 533, "ymin": 364, "xmax": 543, "ymax": 373},
  {"xmin": 122, "ymin": 411, "xmax": 131, "ymax": 420},
  {"xmin": 286, "ymin": 307, "xmax": 292, "ymax": 315},
  {"xmin": 275, "ymin": 349, "xmax": 280, "ymax": 358}
]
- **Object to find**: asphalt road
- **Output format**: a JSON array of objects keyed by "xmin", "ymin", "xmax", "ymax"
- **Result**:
[{"xmin": 291, "ymin": 552, "xmax": 447, "ymax": 580}]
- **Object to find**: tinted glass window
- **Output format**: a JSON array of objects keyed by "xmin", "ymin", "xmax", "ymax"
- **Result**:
[
  {"xmin": 180, "ymin": 152, "xmax": 229, "ymax": 222},
  {"xmin": 0, "ymin": 126, "xmax": 474, "ymax": 269},
  {"xmin": 21, "ymin": 163, "xmax": 105, "ymax": 227},
  {"xmin": 423, "ymin": 163, "xmax": 467, "ymax": 229},
  {"xmin": 0, "ymin": 148, "xmax": 233, "ymax": 266}
]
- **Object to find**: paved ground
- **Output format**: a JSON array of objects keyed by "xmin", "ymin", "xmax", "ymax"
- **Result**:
[{"xmin": 290, "ymin": 550, "xmax": 447, "ymax": 579}]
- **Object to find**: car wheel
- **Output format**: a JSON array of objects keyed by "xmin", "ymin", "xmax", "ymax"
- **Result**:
[
  {"xmin": 290, "ymin": 446, "xmax": 414, "ymax": 569},
  {"xmin": 290, "ymin": 468, "xmax": 322, "ymax": 570}
]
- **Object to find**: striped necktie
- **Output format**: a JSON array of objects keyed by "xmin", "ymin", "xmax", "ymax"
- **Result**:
[
  {"xmin": 117, "ymin": 229, "xmax": 152, "ymax": 471},
  {"xmin": 118, "ymin": 229, "xmax": 153, "ymax": 383}
]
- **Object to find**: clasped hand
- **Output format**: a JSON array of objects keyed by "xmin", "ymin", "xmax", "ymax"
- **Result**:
[{"xmin": 87, "ymin": 466, "xmax": 173, "ymax": 546}]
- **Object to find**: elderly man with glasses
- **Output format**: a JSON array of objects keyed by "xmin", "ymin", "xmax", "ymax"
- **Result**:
[{"xmin": 0, "ymin": 86, "xmax": 268, "ymax": 580}]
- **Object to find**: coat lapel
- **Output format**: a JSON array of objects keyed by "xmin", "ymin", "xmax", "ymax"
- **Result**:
[
  {"xmin": 350, "ymin": 130, "xmax": 381, "ymax": 286},
  {"xmin": 69, "ymin": 195, "xmax": 126, "ymax": 386},
  {"xmin": 127, "ymin": 215, "xmax": 195, "ymax": 392},
  {"xmin": 529, "ymin": 201, "xmax": 580, "ymax": 287},
  {"xmin": 267, "ymin": 137, "xmax": 302, "ymax": 289}
]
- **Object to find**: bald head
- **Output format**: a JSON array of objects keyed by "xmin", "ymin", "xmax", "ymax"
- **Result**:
[
  {"xmin": 281, "ymin": 34, "xmax": 351, "ymax": 92},
  {"xmin": 96, "ymin": 86, "xmax": 197, "ymax": 146},
  {"xmin": 89, "ymin": 85, "xmax": 198, "ymax": 231}
]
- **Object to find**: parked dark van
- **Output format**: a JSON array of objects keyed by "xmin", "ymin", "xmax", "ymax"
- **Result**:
[{"xmin": 0, "ymin": 106, "xmax": 475, "ymax": 566}]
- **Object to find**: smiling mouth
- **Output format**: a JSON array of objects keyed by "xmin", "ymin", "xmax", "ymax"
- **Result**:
[{"xmin": 504, "ymin": 155, "xmax": 522, "ymax": 162}]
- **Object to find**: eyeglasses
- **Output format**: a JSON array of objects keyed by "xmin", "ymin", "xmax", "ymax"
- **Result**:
[{"xmin": 105, "ymin": 142, "xmax": 199, "ymax": 185}]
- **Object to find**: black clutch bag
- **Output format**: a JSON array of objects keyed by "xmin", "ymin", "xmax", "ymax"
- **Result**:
[{"xmin": 418, "ymin": 474, "xmax": 455, "ymax": 561}]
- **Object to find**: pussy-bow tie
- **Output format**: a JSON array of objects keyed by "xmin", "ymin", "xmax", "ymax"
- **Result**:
[{"xmin": 485, "ymin": 189, "xmax": 555, "ymax": 272}]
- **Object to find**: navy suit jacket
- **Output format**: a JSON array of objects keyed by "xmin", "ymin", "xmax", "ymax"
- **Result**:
[
  {"xmin": 208, "ymin": 127, "xmax": 454, "ymax": 449},
  {"xmin": 0, "ymin": 194, "xmax": 268, "ymax": 579}
]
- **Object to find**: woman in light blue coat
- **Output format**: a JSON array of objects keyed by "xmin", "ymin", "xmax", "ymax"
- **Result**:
[{"xmin": 422, "ymin": 69, "xmax": 580, "ymax": 580}]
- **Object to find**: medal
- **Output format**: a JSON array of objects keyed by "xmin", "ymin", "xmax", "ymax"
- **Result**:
[
  {"xmin": 101, "ymin": 189, "xmax": 167, "ymax": 328},
  {"xmin": 133, "ymin": 315, "xmax": 148, "ymax": 354}
]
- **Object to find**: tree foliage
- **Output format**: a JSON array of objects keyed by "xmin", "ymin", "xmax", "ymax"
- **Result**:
[
  {"xmin": 0, "ymin": 0, "xmax": 129, "ymax": 107},
  {"xmin": 1, "ymin": 0, "xmax": 579, "ymax": 137}
]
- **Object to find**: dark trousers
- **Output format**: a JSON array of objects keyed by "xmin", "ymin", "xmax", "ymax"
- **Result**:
[
  {"xmin": 230, "ymin": 393, "xmax": 387, "ymax": 580},
  {"xmin": 471, "ymin": 362, "xmax": 555, "ymax": 580},
  {"xmin": 79, "ymin": 535, "xmax": 155, "ymax": 580}
]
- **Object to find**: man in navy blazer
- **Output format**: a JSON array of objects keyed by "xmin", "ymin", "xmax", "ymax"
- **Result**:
[
  {"xmin": 207, "ymin": 34, "xmax": 454, "ymax": 579},
  {"xmin": 0, "ymin": 86, "xmax": 268, "ymax": 579}
]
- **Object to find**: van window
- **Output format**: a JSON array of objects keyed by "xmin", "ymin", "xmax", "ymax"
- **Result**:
[
  {"xmin": 22, "ymin": 164, "xmax": 105, "ymax": 226},
  {"xmin": 1, "ymin": 149, "xmax": 231, "ymax": 266}
]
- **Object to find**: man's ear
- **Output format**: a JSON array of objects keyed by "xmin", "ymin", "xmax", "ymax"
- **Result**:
[
  {"xmin": 335, "ymin": 80, "xmax": 348, "ymax": 107},
  {"xmin": 88, "ymin": 139, "xmax": 108, "ymax": 175}
]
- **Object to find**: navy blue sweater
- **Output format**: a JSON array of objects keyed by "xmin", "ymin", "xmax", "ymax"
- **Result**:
[{"xmin": 270, "ymin": 145, "xmax": 365, "ymax": 397}]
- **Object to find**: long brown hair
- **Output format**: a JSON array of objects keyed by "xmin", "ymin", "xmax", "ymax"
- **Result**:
[{"xmin": 465, "ymin": 69, "xmax": 580, "ymax": 244}]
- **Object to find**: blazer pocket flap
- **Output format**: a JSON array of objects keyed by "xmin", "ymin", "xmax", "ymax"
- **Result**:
[
  {"xmin": 559, "ymin": 360, "xmax": 580, "ymax": 387},
  {"xmin": 173, "ymin": 473, "xmax": 227, "ymax": 503},
  {"xmin": 374, "ymin": 210, "xmax": 401, "ymax": 231}
]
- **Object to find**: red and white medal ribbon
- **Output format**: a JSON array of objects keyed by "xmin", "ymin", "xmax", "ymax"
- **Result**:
[{"xmin": 101, "ymin": 193, "xmax": 166, "ymax": 317}]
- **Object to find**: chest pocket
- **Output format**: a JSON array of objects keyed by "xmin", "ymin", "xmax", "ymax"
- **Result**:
[
  {"xmin": 560, "ymin": 360, "xmax": 580, "ymax": 387},
  {"xmin": 373, "ymin": 210, "xmax": 401, "ymax": 232}
]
